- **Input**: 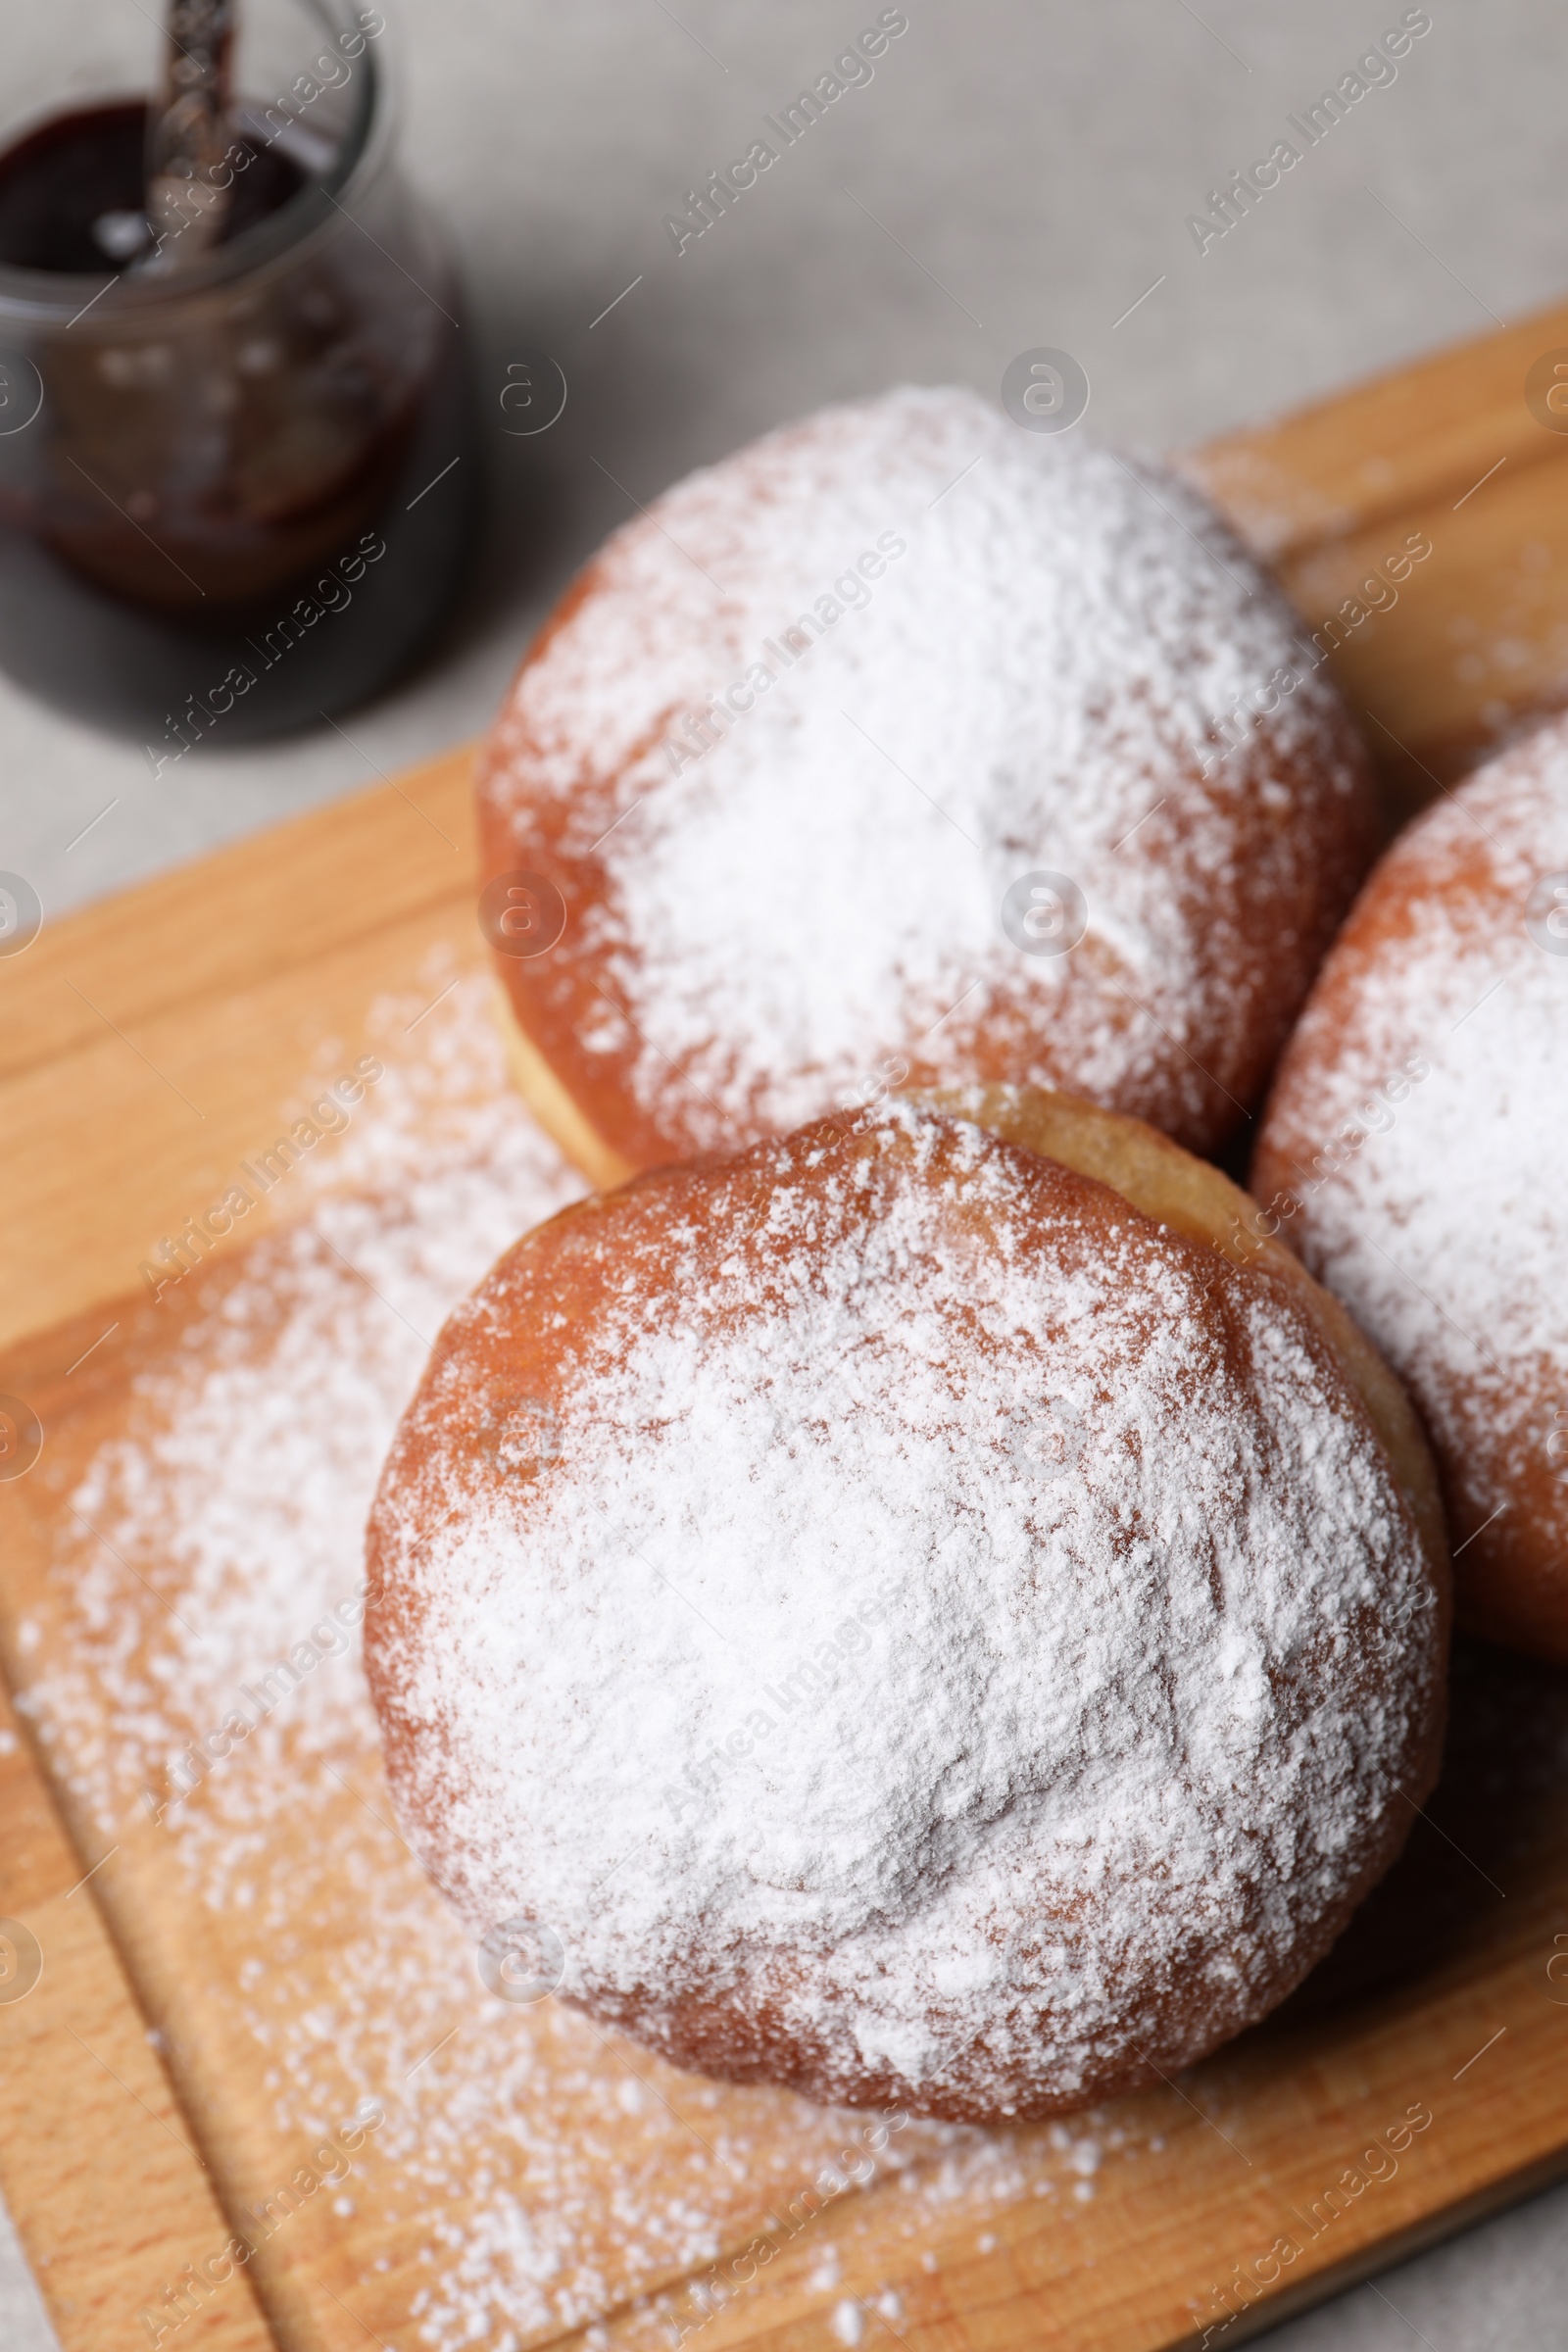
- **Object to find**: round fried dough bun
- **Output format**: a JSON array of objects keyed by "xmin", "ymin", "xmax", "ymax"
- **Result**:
[
  {"xmin": 1254, "ymin": 713, "xmax": 1568, "ymax": 1662},
  {"xmin": 365, "ymin": 1088, "xmax": 1447, "ymax": 2123},
  {"xmin": 477, "ymin": 385, "xmax": 1378, "ymax": 1188}
]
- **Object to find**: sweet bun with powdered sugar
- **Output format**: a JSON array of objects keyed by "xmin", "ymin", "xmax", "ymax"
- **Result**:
[
  {"xmin": 1254, "ymin": 713, "xmax": 1568, "ymax": 1663},
  {"xmin": 365, "ymin": 1087, "xmax": 1447, "ymax": 2122},
  {"xmin": 476, "ymin": 385, "xmax": 1380, "ymax": 1187}
]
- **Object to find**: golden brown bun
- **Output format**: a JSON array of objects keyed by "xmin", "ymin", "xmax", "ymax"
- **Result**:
[
  {"xmin": 1252, "ymin": 719, "xmax": 1568, "ymax": 1662},
  {"xmin": 477, "ymin": 387, "xmax": 1380, "ymax": 1176},
  {"xmin": 492, "ymin": 978, "xmax": 638, "ymax": 1193},
  {"xmin": 368, "ymin": 1088, "xmax": 1447, "ymax": 2122}
]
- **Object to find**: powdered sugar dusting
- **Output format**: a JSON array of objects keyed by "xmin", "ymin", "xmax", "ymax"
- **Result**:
[
  {"xmin": 370, "ymin": 1102, "xmax": 1441, "ymax": 2122},
  {"xmin": 14, "ymin": 975, "xmax": 1181, "ymax": 2348},
  {"xmin": 485, "ymin": 386, "xmax": 1370, "ymax": 1153},
  {"xmin": 1254, "ymin": 718, "xmax": 1568, "ymax": 1554}
]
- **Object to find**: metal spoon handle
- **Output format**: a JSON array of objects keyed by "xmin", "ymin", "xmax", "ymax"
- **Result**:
[{"xmin": 146, "ymin": 0, "xmax": 237, "ymax": 260}]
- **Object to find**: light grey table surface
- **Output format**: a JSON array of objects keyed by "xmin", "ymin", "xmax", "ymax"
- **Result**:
[{"xmin": 4, "ymin": 2, "xmax": 1567, "ymax": 2345}]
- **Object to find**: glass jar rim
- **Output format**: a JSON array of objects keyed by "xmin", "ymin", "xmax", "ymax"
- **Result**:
[{"xmin": 0, "ymin": 0, "xmax": 389, "ymax": 328}]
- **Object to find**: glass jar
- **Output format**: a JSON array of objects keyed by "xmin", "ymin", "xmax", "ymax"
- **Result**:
[{"xmin": 0, "ymin": 0, "xmax": 477, "ymax": 749}]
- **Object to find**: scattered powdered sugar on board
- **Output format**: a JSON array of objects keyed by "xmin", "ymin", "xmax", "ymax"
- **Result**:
[
  {"xmin": 485, "ymin": 385, "xmax": 1370, "ymax": 1152},
  {"xmin": 371, "ymin": 1102, "xmax": 1441, "ymax": 2124},
  {"xmin": 13, "ymin": 970, "xmax": 1157, "ymax": 2350},
  {"xmin": 49, "ymin": 967, "xmax": 588, "ymax": 1851},
  {"xmin": 1254, "ymin": 722, "xmax": 1568, "ymax": 1539}
]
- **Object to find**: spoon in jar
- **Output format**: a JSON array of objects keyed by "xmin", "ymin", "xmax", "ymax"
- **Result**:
[{"xmin": 144, "ymin": 0, "xmax": 237, "ymax": 265}]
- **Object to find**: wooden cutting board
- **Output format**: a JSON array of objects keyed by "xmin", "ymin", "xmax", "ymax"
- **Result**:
[{"xmin": 5, "ymin": 304, "xmax": 1568, "ymax": 2352}]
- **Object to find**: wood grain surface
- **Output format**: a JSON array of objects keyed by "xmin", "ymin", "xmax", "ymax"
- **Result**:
[
  {"xmin": 0, "ymin": 1662, "xmax": 275, "ymax": 2352},
  {"xmin": 1182, "ymin": 294, "xmax": 1568, "ymax": 801},
  {"xmin": 3, "ymin": 308, "xmax": 1568, "ymax": 2352}
]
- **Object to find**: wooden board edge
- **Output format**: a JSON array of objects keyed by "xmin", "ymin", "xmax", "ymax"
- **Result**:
[
  {"xmin": 0, "ymin": 741, "xmax": 479, "ymax": 1089},
  {"xmin": 33, "ymin": 738, "xmax": 479, "ymax": 960},
  {"xmin": 1179, "ymin": 296, "xmax": 1568, "ymax": 560},
  {"xmin": 1218, "ymin": 2138, "xmax": 1568, "ymax": 2350},
  {"xmin": 0, "ymin": 1671, "xmax": 279, "ymax": 2352},
  {"xmin": 0, "ymin": 883, "xmax": 495, "ymax": 1358}
]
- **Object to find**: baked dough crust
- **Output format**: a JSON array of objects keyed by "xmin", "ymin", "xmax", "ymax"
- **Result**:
[{"xmin": 368, "ymin": 1087, "xmax": 1448, "ymax": 2120}]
